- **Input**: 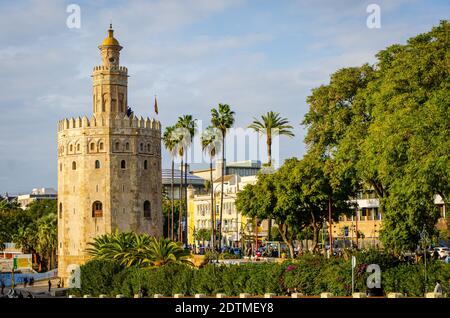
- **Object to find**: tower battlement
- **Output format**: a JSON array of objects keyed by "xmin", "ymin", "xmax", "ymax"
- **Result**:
[
  {"xmin": 92, "ymin": 65, "xmax": 128, "ymax": 74},
  {"xmin": 58, "ymin": 114, "xmax": 161, "ymax": 133}
]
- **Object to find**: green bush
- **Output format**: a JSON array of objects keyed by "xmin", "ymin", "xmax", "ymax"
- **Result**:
[{"xmin": 74, "ymin": 253, "xmax": 450, "ymax": 297}]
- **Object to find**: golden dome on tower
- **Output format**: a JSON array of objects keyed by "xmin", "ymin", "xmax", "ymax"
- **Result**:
[{"xmin": 101, "ymin": 24, "xmax": 120, "ymax": 46}]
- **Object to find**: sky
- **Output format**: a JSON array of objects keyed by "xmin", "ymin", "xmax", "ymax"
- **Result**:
[{"xmin": 0, "ymin": 0, "xmax": 448, "ymax": 194}]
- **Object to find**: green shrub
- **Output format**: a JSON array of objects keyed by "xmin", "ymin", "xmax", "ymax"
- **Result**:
[{"xmin": 78, "ymin": 259, "xmax": 123, "ymax": 296}]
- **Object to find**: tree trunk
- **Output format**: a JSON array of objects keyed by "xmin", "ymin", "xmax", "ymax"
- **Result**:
[
  {"xmin": 184, "ymin": 153, "xmax": 188, "ymax": 245},
  {"xmin": 267, "ymin": 135, "xmax": 272, "ymax": 241},
  {"xmin": 171, "ymin": 159, "xmax": 174, "ymax": 241},
  {"xmin": 219, "ymin": 133, "xmax": 225, "ymax": 250},
  {"xmin": 277, "ymin": 223, "xmax": 295, "ymax": 258},
  {"xmin": 210, "ymin": 157, "xmax": 215, "ymax": 250},
  {"xmin": 179, "ymin": 158, "xmax": 184, "ymax": 242}
]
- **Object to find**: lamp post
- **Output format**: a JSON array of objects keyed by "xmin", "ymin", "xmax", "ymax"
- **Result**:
[{"xmin": 419, "ymin": 227, "xmax": 430, "ymax": 294}]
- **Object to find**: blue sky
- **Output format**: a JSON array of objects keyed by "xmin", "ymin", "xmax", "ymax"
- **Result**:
[{"xmin": 0, "ymin": 0, "xmax": 448, "ymax": 194}]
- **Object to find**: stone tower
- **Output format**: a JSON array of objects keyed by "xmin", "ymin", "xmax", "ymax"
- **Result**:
[{"xmin": 57, "ymin": 25, "xmax": 163, "ymax": 283}]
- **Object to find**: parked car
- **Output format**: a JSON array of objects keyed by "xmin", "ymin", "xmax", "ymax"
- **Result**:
[{"xmin": 433, "ymin": 247, "xmax": 449, "ymax": 258}]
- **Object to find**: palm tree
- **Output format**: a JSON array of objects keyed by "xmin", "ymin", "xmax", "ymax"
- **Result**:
[
  {"xmin": 248, "ymin": 111, "xmax": 294, "ymax": 167},
  {"xmin": 249, "ymin": 111, "xmax": 294, "ymax": 240},
  {"xmin": 36, "ymin": 213, "xmax": 57, "ymax": 270},
  {"xmin": 201, "ymin": 126, "xmax": 221, "ymax": 249},
  {"xmin": 163, "ymin": 126, "xmax": 177, "ymax": 240},
  {"xmin": 176, "ymin": 115, "xmax": 197, "ymax": 245},
  {"xmin": 211, "ymin": 104, "xmax": 235, "ymax": 249},
  {"xmin": 87, "ymin": 232, "xmax": 192, "ymax": 267}
]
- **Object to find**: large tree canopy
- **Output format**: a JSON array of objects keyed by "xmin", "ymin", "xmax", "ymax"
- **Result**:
[{"xmin": 302, "ymin": 21, "xmax": 450, "ymax": 252}]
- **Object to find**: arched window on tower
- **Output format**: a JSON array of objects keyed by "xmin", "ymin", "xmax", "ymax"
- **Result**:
[
  {"xmin": 115, "ymin": 142, "xmax": 120, "ymax": 151},
  {"xmin": 121, "ymin": 160, "xmax": 126, "ymax": 169},
  {"xmin": 147, "ymin": 144, "xmax": 151, "ymax": 153},
  {"xmin": 92, "ymin": 201, "xmax": 103, "ymax": 217},
  {"xmin": 144, "ymin": 160, "xmax": 148, "ymax": 170},
  {"xmin": 144, "ymin": 201, "xmax": 151, "ymax": 219},
  {"xmin": 70, "ymin": 144, "xmax": 73, "ymax": 152},
  {"xmin": 90, "ymin": 143, "xmax": 95, "ymax": 151},
  {"xmin": 140, "ymin": 143, "xmax": 143, "ymax": 152},
  {"xmin": 72, "ymin": 161, "xmax": 77, "ymax": 170},
  {"xmin": 99, "ymin": 142, "xmax": 104, "ymax": 151},
  {"xmin": 77, "ymin": 144, "xmax": 80, "ymax": 152},
  {"xmin": 95, "ymin": 160, "xmax": 100, "ymax": 169},
  {"xmin": 59, "ymin": 203, "xmax": 63, "ymax": 219},
  {"xmin": 125, "ymin": 142, "xmax": 130, "ymax": 151}
]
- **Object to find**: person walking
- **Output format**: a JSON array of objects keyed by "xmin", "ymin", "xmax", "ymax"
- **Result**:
[
  {"xmin": 434, "ymin": 280, "xmax": 443, "ymax": 294},
  {"xmin": 0, "ymin": 280, "xmax": 5, "ymax": 295},
  {"xmin": 48, "ymin": 279, "xmax": 52, "ymax": 293}
]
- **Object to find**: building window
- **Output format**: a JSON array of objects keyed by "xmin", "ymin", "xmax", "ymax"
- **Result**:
[
  {"xmin": 121, "ymin": 160, "xmax": 126, "ymax": 169},
  {"xmin": 140, "ymin": 143, "xmax": 144, "ymax": 152},
  {"xmin": 90, "ymin": 143, "xmax": 95, "ymax": 151},
  {"xmin": 72, "ymin": 161, "xmax": 76, "ymax": 170},
  {"xmin": 144, "ymin": 160, "xmax": 148, "ymax": 170},
  {"xmin": 99, "ymin": 142, "xmax": 104, "ymax": 150},
  {"xmin": 92, "ymin": 201, "xmax": 103, "ymax": 217},
  {"xmin": 95, "ymin": 160, "xmax": 100, "ymax": 169},
  {"xmin": 77, "ymin": 144, "xmax": 80, "ymax": 152},
  {"xmin": 125, "ymin": 142, "xmax": 130, "ymax": 151},
  {"xmin": 144, "ymin": 201, "xmax": 151, "ymax": 218},
  {"xmin": 59, "ymin": 163, "xmax": 62, "ymax": 171},
  {"xmin": 115, "ymin": 142, "xmax": 120, "ymax": 151},
  {"xmin": 59, "ymin": 203, "xmax": 63, "ymax": 219},
  {"xmin": 147, "ymin": 144, "xmax": 150, "ymax": 152}
]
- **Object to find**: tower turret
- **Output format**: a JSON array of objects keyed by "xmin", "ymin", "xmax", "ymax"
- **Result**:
[{"xmin": 92, "ymin": 24, "xmax": 128, "ymax": 117}]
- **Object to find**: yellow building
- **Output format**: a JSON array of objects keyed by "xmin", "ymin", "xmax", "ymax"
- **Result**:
[
  {"xmin": 187, "ymin": 175, "xmax": 268, "ymax": 248},
  {"xmin": 57, "ymin": 26, "xmax": 163, "ymax": 284}
]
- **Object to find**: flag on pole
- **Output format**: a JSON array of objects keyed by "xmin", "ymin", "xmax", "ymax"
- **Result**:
[{"xmin": 154, "ymin": 95, "xmax": 158, "ymax": 115}]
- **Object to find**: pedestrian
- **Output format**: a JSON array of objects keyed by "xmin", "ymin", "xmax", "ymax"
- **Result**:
[
  {"xmin": 0, "ymin": 280, "xmax": 5, "ymax": 295},
  {"xmin": 48, "ymin": 279, "xmax": 52, "ymax": 293},
  {"xmin": 434, "ymin": 280, "xmax": 443, "ymax": 294},
  {"xmin": 24, "ymin": 277, "xmax": 28, "ymax": 288},
  {"xmin": 61, "ymin": 279, "xmax": 64, "ymax": 288}
]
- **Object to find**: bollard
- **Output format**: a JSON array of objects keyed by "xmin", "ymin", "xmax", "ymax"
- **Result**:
[
  {"xmin": 154, "ymin": 294, "xmax": 164, "ymax": 298},
  {"xmin": 387, "ymin": 293, "xmax": 404, "ymax": 298},
  {"xmin": 83, "ymin": 295, "xmax": 91, "ymax": 298},
  {"xmin": 68, "ymin": 295, "xmax": 76, "ymax": 298},
  {"xmin": 264, "ymin": 293, "xmax": 276, "ymax": 298},
  {"xmin": 425, "ymin": 292, "xmax": 443, "ymax": 298},
  {"xmin": 216, "ymin": 293, "xmax": 226, "ymax": 298},
  {"xmin": 291, "ymin": 293, "xmax": 304, "ymax": 298},
  {"xmin": 352, "ymin": 292, "xmax": 367, "ymax": 298},
  {"xmin": 239, "ymin": 293, "xmax": 251, "ymax": 298},
  {"xmin": 320, "ymin": 292, "xmax": 333, "ymax": 298},
  {"xmin": 116, "ymin": 294, "xmax": 125, "ymax": 298},
  {"xmin": 99, "ymin": 294, "xmax": 108, "ymax": 298},
  {"xmin": 174, "ymin": 294, "xmax": 184, "ymax": 298},
  {"xmin": 195, "ymin": 294, "xmax": 207, "ymax": 298}
]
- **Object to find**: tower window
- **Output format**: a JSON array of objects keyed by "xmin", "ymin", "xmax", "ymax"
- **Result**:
[
  {"xmin": 144, "ymin": 160, "xmax": 148, "ymax": 170},
  {"xmin": 115, "ymin": 142, "xmax": 120, "ymax": 151},
  {"xmin": 59, "ymin": 163, "xmax": 62, "ymax": 171},
  {"xmin": 95, "ymin": 160, "xmax": 100, "ymax": 169},
  {"xmin": 147, "ymin": 144, "xmax": 151, "ymax": 152},
  {"xmin": 125, "ymin": 142, "xmax": 130, "ymax": 151},
  {"xmin": 99, "ymin": 142, "xmax": 104, "ymax": 150},
  {"xmin": 92, "ymin": 201, "xmax": 103, "ymax": 217},
  {"xmin": 140, "ymin": 143, "xmax": 143, "ymax": 152},
  {"xmin": 121, "ymin": 160, "xmax": 126, "ymax": 169},
  {"xmin": 144, "ymin": 201, "xmax": 151, "ymax": 219},
  {"xmin": 90, "ymin": 143, "xmax": 95, "ymax": 151},
  {"xmin": 72, "ymin": 161, "xmax": 76, "ymax": 170},
  {"xmin": 59, "ymin": 203, "xmax": 63, "ymax": 219},
  {"xmin": 70, "ymin": 144, "xmax": 73, "ymax": 152},
  {"xmin": 77, "ymin": 144, "xmax": 80, "ymax": 152}
]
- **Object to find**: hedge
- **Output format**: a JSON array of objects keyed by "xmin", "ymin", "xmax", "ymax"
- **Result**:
[{"xmin": 74, "ymin": 252, "xmax": 450, "ymax": 297}]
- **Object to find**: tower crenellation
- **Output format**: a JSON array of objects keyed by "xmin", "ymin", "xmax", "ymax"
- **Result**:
[{"xmin": 57, "ymin": 25, "xmax": 163, "ymax": 285}]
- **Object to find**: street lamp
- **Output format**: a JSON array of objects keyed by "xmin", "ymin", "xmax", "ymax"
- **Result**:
[{"xmin": 419, "ymin": 226, "xmax": 430, "ymax": 294}]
